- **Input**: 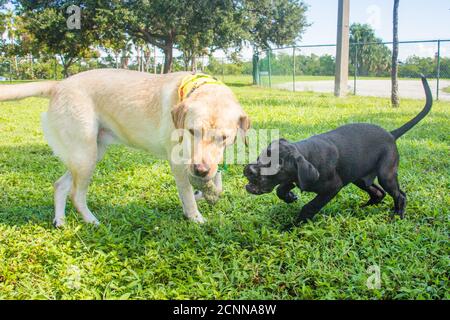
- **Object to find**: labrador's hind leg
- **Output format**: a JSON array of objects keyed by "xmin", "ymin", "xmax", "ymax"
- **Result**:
[
  {"xmin": 69, "ymin": 161, "xmax": 99, "ymax": 225},
  {"xmin": 53, "ymin": 171, "xmax": 72, "ymax": 227},
  {"xmin": 43, "ymin": 105, "xmax": 103, "ymax": 226}
]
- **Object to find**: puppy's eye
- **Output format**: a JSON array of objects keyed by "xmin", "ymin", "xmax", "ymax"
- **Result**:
[
  {"xmin": 222, "ymin": 135, "xmax": 228, "ymax": 143},
  {"xmin": 189, "ymin": 129, "xmax": 195, "ymax": 136}
]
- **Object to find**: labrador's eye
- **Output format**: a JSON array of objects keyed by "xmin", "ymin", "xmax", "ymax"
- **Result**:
[
  {"xmin": 189, "ymin": 129, "xmax": 195, "ymax": 136},
  {"xmin": 222, "ymin": 135, "xmax": 228, "ymax": 143}
]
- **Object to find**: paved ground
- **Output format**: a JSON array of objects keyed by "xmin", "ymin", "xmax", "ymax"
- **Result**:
[{"xmin": 276, "ymin": 79, "xmax": 450, "ymax": 101}]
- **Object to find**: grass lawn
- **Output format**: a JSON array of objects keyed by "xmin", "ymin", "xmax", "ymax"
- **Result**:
[
  {"xmin": 0, "ymin": 81, "xmax": 449, "ymax": 299},
  {"xmin": 443, "ymin": 86, "xmax": 450, "ymax": 94}
]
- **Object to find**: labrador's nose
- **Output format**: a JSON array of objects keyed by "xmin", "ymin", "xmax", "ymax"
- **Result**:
[{"xmin": 193, "ymin": 163, "xmax": 210, "ymax": 177}]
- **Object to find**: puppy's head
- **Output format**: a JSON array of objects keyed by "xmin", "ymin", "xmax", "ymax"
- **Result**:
[{"xmin": 244, "ymin": 139, "xmax": 319, "ymax": 194}]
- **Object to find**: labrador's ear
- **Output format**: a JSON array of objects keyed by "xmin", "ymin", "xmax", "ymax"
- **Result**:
[
  {"xmin": 295, "ymin": 155, "xmax": 319, "ymax": 191},
  {"xmin": 238, "ymin": 114, "xmax": 251, "ymax": 146},
  {"xmin": 171, "ymin": 102, "xmax": 189, "ymax": 143}
]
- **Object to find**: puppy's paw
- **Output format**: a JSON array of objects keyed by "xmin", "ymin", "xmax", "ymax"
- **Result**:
[
  {"xmin": 281, "ymin": 191, "xmax": 298, "ymax": 204},
  {"xmin": 293, "ymin": 214, "xmax": 312, "ymax": 226},
  {"xmin": 194, "ymin": 190, "xmax": 204, "ymax": 201}
]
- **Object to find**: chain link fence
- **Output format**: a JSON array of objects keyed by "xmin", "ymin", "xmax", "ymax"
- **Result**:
[
  {"xmin": 257, "ymin": 39, "xmax": 450, "ymax": 100},
  {"xmin": 0, "ymin": 51, "xmax": 252, "ymax": 84}
]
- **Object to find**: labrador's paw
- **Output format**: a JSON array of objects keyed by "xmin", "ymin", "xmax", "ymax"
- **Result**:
[
  {"xmin": 82, "ymin": 213, "xmax": 100, "ymax": 226},
  {"xmin": 188, "ymin": 212, "xmax": 206, "ymax": 224},
  {"xmin": 53, "ymin": 217, "xmax": 65, "ymax": 228}
]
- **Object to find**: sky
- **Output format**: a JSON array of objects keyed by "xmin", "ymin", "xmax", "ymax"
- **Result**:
[
  {"xmin": 302, "ymin": 0, "xmax": 450, "ymax": 44},
  {"xmin": 2, "ymin": 1, "xmax": 449, "ymax": 61},
  {"xmin": 297, "ymin": 0, "xmax": 450, "ymax": 59},
  {"xmin": 234, "ymin": 0, "xmax": 450, "ymax": 60}
]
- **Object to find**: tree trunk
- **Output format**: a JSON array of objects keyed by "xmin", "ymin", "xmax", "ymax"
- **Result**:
[
  {"xmin": 136, "ymin": 46, "xmax": 141, "ymax": 72},
  {"xmin": 60, "ymin": 56, "xmax": 73, "ymax": 78},
  {"xmin": 163, "ymin": 42, "xmax": 173, "ymax": 74},
  {"xmin": 391, "ymin": 0, "xmax": 400, "ymax": 108},
  {"xmin": 252, "ymin": 51, "xmax": 259, "ymax": 85},
  {"xmin": 191, "ymin": 55, "xmax": 197, "ymax": 73},
  {"xmin": 114, "ymin": 52, "xmax": 119, "ymax": 69},
  {"xmin": 62, "ymin": 63, "xmax": 70, "ymax": 78},
  {"xmin": 153, "ymin": 46, "xmax": 157, "ymax": 74}
]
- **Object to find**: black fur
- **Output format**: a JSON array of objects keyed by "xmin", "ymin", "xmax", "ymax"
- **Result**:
[{"xmin": 244, "ymin": 76, "xmax": 432, "ymax": 225}]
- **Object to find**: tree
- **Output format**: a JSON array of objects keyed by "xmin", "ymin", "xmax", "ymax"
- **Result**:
[
  {"xmin": 350, "ymin": 23, "xmax": 391, "ymax": 77},
  {"xmin": 391, "ymin": 0, "xmax": 400, "ymax": 107},
  {"xmin": 116, "ymin": 0, "xmax": 247, "ymax": 73},
  {"xmin": 245, "ymin": 0, "xmax": 309, "ymax": 49},
  {"xmin": 13, "ymin": 1, "xmax": 101, "ymax": 77},
  {"xmin": 102, "ymin": 0, "xmax": 308, "ymax": 73}
]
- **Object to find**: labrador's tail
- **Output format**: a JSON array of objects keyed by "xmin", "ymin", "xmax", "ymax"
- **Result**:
[
  {"xmin": 0, "ymin": 81, "xmax": 58, "ymax": 101},
  {"xmin": 390, "ymin": 75, "xmax": 433, "ymax": 140}
]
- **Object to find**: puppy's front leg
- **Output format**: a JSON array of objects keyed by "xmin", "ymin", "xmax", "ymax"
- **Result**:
[
  {"xmin": 294, "ymin": 190, "xmax": 339, "ymax": 225},
  {"xmin": 276, "ymin": 182, "xmax": 298, "ymax": 203},
  {"xmin": 170, "ymin": 162, "xmax": 206, "ymax": 223}
]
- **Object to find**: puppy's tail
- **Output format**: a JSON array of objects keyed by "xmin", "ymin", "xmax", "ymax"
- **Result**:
[
  {"xmin": 0, "ymin": 81, "xmax": 58, "ymax": 101},
  {"xmin": 390, "ymin": 75, "xmax": 432, "ymax": 140}
]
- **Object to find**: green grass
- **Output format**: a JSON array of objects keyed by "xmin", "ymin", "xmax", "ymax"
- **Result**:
[
  {"xmin": 443, "ymin": 86, "xmax": 450, "ymax": 94},
  {"xmin": 0, "ymin": 83, "xmax": 449, "ymax": 299}
]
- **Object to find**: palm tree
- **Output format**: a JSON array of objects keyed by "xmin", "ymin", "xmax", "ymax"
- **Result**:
[{"xmin": 391, "ymin": 0, "xmax": 400, "ymax": 107}]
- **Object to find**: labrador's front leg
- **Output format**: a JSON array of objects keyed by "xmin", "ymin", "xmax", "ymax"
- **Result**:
[{"xmin": 170, "ymin": 162, "xmax": 206, "ymax": 223}]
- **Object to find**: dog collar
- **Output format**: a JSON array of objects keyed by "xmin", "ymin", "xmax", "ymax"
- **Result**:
[{"xmin": 178, "ymin": 73, "xmax": 224, "ymax": 102}]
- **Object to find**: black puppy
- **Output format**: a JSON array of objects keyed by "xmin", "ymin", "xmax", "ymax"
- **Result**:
[{"xmin": 244, "ymin": 76, "xmax": 432, "ymax": 225}]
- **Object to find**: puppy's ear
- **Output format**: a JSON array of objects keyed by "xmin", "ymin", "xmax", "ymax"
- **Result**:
[
  {"xmin": 238, "ymin": 114, "xmax": 251, "ymax": 146},
  {"xmin": 295, "ymin": 155, "xmax": 319, "ymax": 190},
  {"xmin": 171, "ymin": 102, "xmax": 188, "ymax": 143}
]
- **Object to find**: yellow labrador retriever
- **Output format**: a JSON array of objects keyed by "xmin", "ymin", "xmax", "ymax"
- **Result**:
[{"xmin": 0, "ymin": 69, "xmax": 250, "ymax": 227}]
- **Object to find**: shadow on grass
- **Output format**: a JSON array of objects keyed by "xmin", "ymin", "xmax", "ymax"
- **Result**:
[{"xmin": 225, "ymin": 82, "xmax": 254, "ymax": 88}]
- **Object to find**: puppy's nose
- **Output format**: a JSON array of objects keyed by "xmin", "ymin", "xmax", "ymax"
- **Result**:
[{"xmin": 193, "ymin": 163, "xmax": 210, "ymax": 177}]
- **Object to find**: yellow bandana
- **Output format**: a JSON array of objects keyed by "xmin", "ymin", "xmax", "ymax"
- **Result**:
[{"xmin": 178, "ymin": 73, "xmax": 224, "ymax": 102}]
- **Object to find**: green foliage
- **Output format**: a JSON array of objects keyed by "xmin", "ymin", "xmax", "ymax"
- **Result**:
[
  {"xmin": 398, "ymin": 56, "xmax": 450, "ymax": 79},
  {"xmin": 246, "ymin": 0, "xmax": 310, "ymax": 49},
  {"xmin": 350, "ymin": 23, "xmax": 392, "ymax": 77},
  {"xmin": 206, "ymin": 56, "xmax": 249, "ymax": 76},
  {"xmin": 0, "ymin": 82, "xmax": 448, "ymax": 299},
  {"xmin": 12, "ymin": 1, "xmax": 100, "ymax": 76},
  {"xmin": 259, "ymin": 52, "xmax": 335, "ymax": 76}
]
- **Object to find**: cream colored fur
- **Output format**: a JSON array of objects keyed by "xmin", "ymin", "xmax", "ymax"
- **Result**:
[{"xmin": 0, "ymin": 69, "xmax": 249, "ymax": 226}]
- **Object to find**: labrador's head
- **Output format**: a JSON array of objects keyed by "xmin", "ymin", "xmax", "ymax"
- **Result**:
[
  {"xmin": 172, "ymin": 84, "xmax": 250, "ymax": 181},
  {"xmin": 244, "ymin": 139, "xmax": 319, "ymax": 194}
]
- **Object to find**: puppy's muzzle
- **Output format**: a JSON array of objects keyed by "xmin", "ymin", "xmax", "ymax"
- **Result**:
[{"xmin": 245, "ymin": 183, "xmax": 264, "ymax": 195}]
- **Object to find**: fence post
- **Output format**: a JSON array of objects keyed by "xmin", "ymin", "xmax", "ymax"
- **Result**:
[
  {"xmin": 267, "ymin": 49, "xmax": 272, "ymax": 88},
  {"xmin": 354, "ymin": 44, "xmax": 358, "ymax": 95},
  {"xmin": 292, "ymin": 46, "xmax": 296, "ymax": 92},
  {"xmin": 436, "ymin": 40, "xmax": 441, "ymax": 101}
]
